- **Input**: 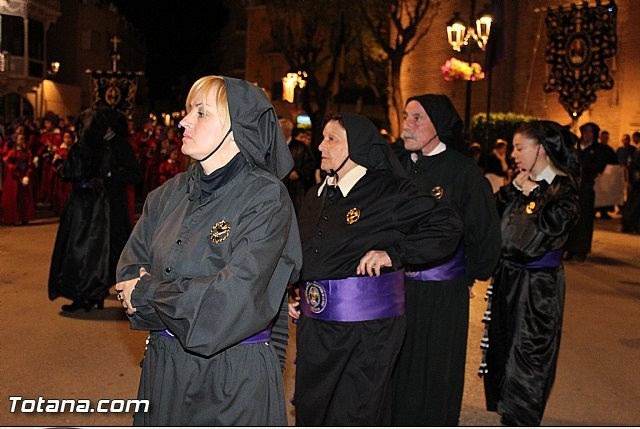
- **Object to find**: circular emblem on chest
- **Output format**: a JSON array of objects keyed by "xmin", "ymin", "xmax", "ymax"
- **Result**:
[
  {"xmin": 431, "ymin": 186, "xmax": 444, "ymax": 199},
  {"xmin": 305, "ymin": 282, "xmax": 327, "ymax": 313},
  {"xmin": 209, "ymin": 220, "xmax": 231, "ymax": 244},
  {"xmin": 525, "ymin": 201, "xmax": 536, "ymax": 215},
  {"xmin": 346, "ymin": 207, "xmax": 361, "ymax": 225}
]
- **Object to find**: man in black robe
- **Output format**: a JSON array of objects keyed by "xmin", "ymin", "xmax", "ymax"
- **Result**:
[
  {"xmin": 390, "ymin": 94, "xmax": 502, "ymax": 426},
  {"xmin": 290, "ymin": 113, "xmax": 463, "ymax": 426},
  {"xmin": 564, "ymin": 122, "xmax": 615, "ymax": 262}
]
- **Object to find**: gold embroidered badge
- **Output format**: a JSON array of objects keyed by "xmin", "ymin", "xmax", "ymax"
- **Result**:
[
  {"xmin": 525, "ymin": 202, "xmax": 536, "ymax": 215},
  {"xmin": 209, "ymin": 220, "xmax": 231, "ymax": 244},
  {"xmin": 346, "ymin": 208, "xmax": 361, "ymax": 225},
  {"xmin": 432, "ymin": 186, "xmax": 444, "ymax": 200}
]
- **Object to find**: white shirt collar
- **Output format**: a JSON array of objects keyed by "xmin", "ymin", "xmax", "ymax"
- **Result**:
[
  {"xmin": 412, "ymin": 141, "xmax": 447, "ymax": 162},
  {"xmin": 531, "ymin": 164, "xmax": 566, "ymax": 184},
  {"xmin": 317, "ymin": 164, "xmax": 368, "ymax": 197}
]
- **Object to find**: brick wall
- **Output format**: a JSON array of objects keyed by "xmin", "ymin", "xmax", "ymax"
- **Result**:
[{"xmin": 402, "ymin": 0, "xmax": 639, "ymax": 147}]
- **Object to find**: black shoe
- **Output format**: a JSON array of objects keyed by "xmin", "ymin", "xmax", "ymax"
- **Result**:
[
  {"xmin": 61, "ymin": 300, "xmax": 90, "ymax": 312},
  {"xmin": 573, "ymin": 253, "xmax": 586, "ymax": 262},
  {"xmin": 61, "ymin": 299, "xmax": 104, "ymax": 312},
  {"xmin": 563, "ymin": 251, "xmax": 574, "ymax": 261},
  {"xmin": 87, "ymin": 299, "xmax": 105, "ymax": 310}
]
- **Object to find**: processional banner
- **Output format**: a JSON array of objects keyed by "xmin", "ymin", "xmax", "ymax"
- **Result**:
[
  {"xmin": 90, "ymin": 71, "xmax": 138, "ymax": 116},
  {"xmin": 543, "ymin": 1, "xmax": 617, "ymax": 119}
]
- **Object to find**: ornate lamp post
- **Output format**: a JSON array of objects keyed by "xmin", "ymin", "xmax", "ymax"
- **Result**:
[{"xmin": 446, "ymin": 1, "xmax": 492, "ymax": 138}]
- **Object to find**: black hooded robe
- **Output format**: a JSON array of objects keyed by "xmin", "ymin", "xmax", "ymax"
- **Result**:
[
  {"xmin": 48, "ymin": 108, "xmax": 141, "ymax": 304},
  {"xmin": 116, "ymin": 77, "xmax": 302, "ymax": 426},
  {"xmin": 391, "ymin": 95, "xmax": 502, "ymax": 426}
]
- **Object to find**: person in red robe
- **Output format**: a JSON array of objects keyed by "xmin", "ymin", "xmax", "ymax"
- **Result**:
[
  {"xmin": 1, "ymin": 133, "xmax": 35, "ymax": 225},
  {"xmin": 157, "ymin": 148, "xmax": 182, "ymax": 185},
  {"xmin": 51, "ymin": 130, "xmax": 75, "ymax": 215},
  {"xmin": 36, "ymin": 117, "xmax": 62, "ymax": 206}
]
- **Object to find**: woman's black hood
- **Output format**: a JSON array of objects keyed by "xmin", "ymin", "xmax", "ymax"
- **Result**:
[
  {"xmin": 224, "ymin": 77, "xmax": 293, "ymax": 179},
  {"xmin": 341, "ymin": 113, "xmax": 406, "ymax": 178},
  {"xmin": 539, "ymin": 120, "xmax": 581, "ymax": 178}
]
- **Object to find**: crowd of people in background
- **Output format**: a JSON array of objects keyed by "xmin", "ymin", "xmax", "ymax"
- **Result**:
[
  {"xmin": 0, "ymin": 111, "xmax": 188, "ymax": 226},
  {"xmin": 470, "ymin": 124, "xmax": 640, "ymax": 242},
  {"xmin": 3, "ymin": 109, "xmax": 637, "ymax": 237}
]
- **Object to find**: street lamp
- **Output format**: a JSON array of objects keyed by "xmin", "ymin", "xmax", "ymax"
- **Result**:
[
  {"xmin": 446, "ymin": 2, "xmax": 493, "ymax": 138},
  {"xmin": 446, "ymin": 8, "xmax": 492, "ymax": 52}
]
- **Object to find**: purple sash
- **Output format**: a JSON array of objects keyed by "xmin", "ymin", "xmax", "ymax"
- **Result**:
[
  {"xmin": 510, "ymin": 248, "xmax": 563, "ymax": 269},
  {"xmin": 299, "ymin": 270, "xmax": 405, "ymax": 322},
  {"xmin": 405, "ymin": 246, "xmax": 466, "ymax": 281},
  {"xmin": 154, "ymin": 323, "xmax": 273, "ymax": 345}
]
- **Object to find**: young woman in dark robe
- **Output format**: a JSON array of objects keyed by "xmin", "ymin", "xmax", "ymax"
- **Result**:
[
  {"xmin": 115, "ymin": 76, "xmax": 302, "ymax": 426},
  {"xmin": 480, "ymin": 120, "xmax": 581, "ymax": 426}
]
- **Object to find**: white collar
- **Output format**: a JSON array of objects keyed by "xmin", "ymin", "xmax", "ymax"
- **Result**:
[
  {"xmin": 411, "ymin": 141, "xmax": 447, "ymax": 162},
  {"xmin": 531, "ymin": 164, "xmax": 566, "ymax": 184},
  {"xmin": 317, "ymin": 164, "xmax": 368, "ymax": 197}
]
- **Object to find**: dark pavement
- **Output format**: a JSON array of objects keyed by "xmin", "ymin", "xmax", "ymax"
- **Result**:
[{"xmin": 0, "ymin": 216, "xmax": 638, "ymax": 426}]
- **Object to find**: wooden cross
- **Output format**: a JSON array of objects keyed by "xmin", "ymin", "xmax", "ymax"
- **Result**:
[{"xmin": 110, "ymin": 35, "xmax": 122, "ymax": 72}]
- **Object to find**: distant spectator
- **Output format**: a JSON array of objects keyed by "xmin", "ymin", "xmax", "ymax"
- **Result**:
[
  {"xmin": 485, "ymin": 139, "xmax": 510, "ymax": 179},
  {"xmin": 564, "ymin": 122, "xmax": 615, "ymax": 261},
  {"xmin": 158, "ymin": 149, "xmax": 181, "ymax": 185},
  {"xmin": 282, "ymin": 127, "xmax": 315, "ymax": 211},
  {"xmin": 51, "ymin": 130, "xmax": 75, "ymax": 215},
  {"xmin": 1, "ymin": 133, "xmax": 35, "ymax": 225}
]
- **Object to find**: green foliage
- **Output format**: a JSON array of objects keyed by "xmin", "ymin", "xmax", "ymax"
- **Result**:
[{"xmin": 471, "ymin": 112, "xmax": 539, "ymax": 153}]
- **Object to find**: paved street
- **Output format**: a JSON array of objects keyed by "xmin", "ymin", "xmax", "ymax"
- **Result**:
[{"xmin": 0, "ymin": 216, "xmax": 638, "ymax": 426}]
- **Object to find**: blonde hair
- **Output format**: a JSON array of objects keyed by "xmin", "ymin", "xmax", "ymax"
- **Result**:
[{"xmin": 185, "ymin": 76, "xmax": 231, "ymax": 129}]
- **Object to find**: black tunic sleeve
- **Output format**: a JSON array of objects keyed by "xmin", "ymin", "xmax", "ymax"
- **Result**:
[
  {"xmin": 123, "ymin": 185, "xmax": 300, "ymax": 357},
  {"xmin": 461, "ymin": 170, "xmax": 502, "ymax": 284},
  {"xmin": 387, "ymin": 180, "xmax": 463, "ymax": 267}
]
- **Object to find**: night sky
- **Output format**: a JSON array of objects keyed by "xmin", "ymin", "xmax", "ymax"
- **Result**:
[{"xmin": 109, "ymin": 0, "xmax": 226, "ymax": 109}]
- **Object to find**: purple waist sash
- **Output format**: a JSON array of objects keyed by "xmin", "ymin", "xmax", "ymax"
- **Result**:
[
  {"xmin": 405, "ymin": 246, "xmax": 466, "ymax": 281},
  {"xmin": 509, "ymin": 248, "xmax": 563, "ymax": 269},
  {"xmin": 299, "ymin": 270, "xmax": 405, "ymax": 322},
  {"xmin": 154, "ymin": 324, "xmax": 273, "ymax": 345}
]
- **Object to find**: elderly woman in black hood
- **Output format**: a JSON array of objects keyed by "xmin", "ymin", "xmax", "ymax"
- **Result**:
[
  {"xmin": 115, "ymin": 76, "xmax": 302, "ymax": 426},
  {"xmin": 288, "ymin": 113, "xmax": 463, "ymax": 426},
  {"xmin": 480, "ymin": 120, "xmax": 580, "ymax": 426}
]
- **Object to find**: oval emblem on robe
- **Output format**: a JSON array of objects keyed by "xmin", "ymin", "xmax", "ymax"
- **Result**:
[
  {"xmin": 346, "ymin": 207, "xmax": 361, "ymax": 225},
  {"xmin": 525, "ymin": 202, "xmax": 536, "ymax": 215},
  {"xmin": 209, "ymin": 220, "xmax": 231, "ymax": 244},
  {"xmin": 305, "ymin": 282, "xmax": 327, "ymax": 313},
  {"xmin": 431, "ymin": 186, "xmax": 444, "ymax": 199}
]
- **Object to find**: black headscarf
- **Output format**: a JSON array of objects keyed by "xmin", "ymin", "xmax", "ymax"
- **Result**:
[
  {"xmin": 539, "ymin": 120, "xmax": 580, "ymax": 178},
  {"xmin": 406, "ymin": 94, "xmax": 467, "ymax": 153},
  {"xmin": 340, "ymin": 113, "xmax": 406, "ymax": 178},
  {"xmin": 517, "ymin": 120, "xmax": 580, "ymax": 179},
  {"xmin": 224, "ymin": 77, "xmax": 293, "ymax": 179},
  {"xmin": 187, "ymin": 77, "xmax": 294, "ymax": 200}
]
